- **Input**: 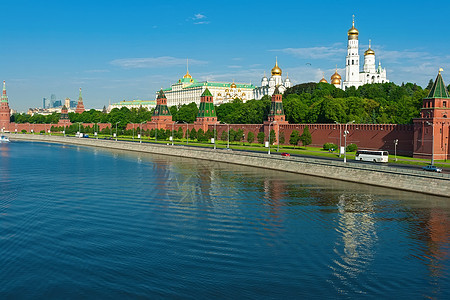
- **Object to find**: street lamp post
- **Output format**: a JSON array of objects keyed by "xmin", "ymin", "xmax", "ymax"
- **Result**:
[
  {"xmin": 222, "ymin": 122, "xmax": 230, "ymax": 149},
  {"xmin": 343, "ymin": 120, "xmax": 355, "ymax": 163},
  {"xmin": 115, "ymin": 121, "xmax": 120, "ymax": 141},
  {"xmin": 132, "ymin": 123, "xmax": 135, "ymax": 141},
  {"xmin": 277, "ymin": 123, "xmax": 280, "ymax": 152},
  {"xmin": 140, "ymin": 121, "xmax": 145, "ymax": 144},
  {"xmin": 94, "ymin": 123, "xmax": 98, "ymax": 139},
  {"xmin": 426, "ymin": 121, "xmax": 434, "ymax": 165},
  {"xmin": 335, "ymin": 121, "xmax": 342, "ymax": 157},
  {"xmin": 214, "ymin": 122, "xmax": 218, "ymax": 150},
  {"xmin": 171, "ymin": 122, "xmax": 175, "ymax": 146},
  {"xmin": 394, "ymin": 139, "xmax": 398, "ymax": 162},
  {"xmin": 268, "ymin": 121, "xmax": 274, "ymax": 154},
  {"xmin": 182, "ymin": 121, "xmax": 189, "ymax": 145}
]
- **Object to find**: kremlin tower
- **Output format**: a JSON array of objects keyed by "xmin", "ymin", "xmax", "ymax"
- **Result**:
[
  {"xmin": 0, "ymin": 81, "xmax": 11, "ymax": 132},
  {"xmin": 413, "ymin": 69, "xmax": 450, "ymax": 161},
  {"xmin": 75, "ymin": 88, "xmax": 85, "ymax": 114},
  {"xmin": 194, "ymin": 88, "xmax": 217, "ymax": 132},
  {"xmin": 151, "ymin": 89, "xmax": 173, "ymax": 129}
]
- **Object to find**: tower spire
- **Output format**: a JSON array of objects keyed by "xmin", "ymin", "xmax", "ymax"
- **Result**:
[
  {"xmin": 352, "ymin": 14, "xmax": 355, "ymax": 27},
  {"xmin": 1, "ymin": 81, "xmax": 8, "ymax": 103}
]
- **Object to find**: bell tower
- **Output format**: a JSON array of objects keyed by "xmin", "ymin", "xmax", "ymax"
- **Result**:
[{"xmin": 343, "ymin": 15, "xmax": 361, "ymax": 90}]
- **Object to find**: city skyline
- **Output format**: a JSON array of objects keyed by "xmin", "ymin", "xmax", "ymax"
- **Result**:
[{"xmin": 1, "ymin": 0, "xmax": 450, "ymax": 111}]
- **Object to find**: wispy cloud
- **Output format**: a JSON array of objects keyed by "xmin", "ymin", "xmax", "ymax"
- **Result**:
[
  {"xmin": 191, "ymin": 13, "xmax": 209, "ymax": 25},
  {"xmin": 85, "ymin": 69, "xmax": 110, "ymax": 73},
  {"xmin": 110, "ymin": 56, "xmax": 208, "ymax": 69},
  {"xmin": 274, "ymin": 44, "xmax": 346, "ymax": 60}
]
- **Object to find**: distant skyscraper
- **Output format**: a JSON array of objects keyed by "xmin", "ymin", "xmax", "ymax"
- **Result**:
[
  {"xmin": 54, "ymin": 100, "xmax": 62, "ymax": 107},
  {"xmin": 43, "ymin": 97, "xmax": 47, "ymax": 109},
  {"xmin": 51, "ymin": 94, "xmax": 56, "ymax": 107},
  {"xmin": 70, "ymin": 100, "xmax": 77, "ymax": 108}
]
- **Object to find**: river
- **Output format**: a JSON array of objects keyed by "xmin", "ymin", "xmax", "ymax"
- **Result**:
[{"xmin": 0, "ymin": 141, "xmax": 448, "ymax": 298}]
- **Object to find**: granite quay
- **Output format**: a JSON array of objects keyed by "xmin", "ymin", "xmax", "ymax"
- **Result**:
[{"xmin": 7, "ymin": 134, "xmax": 450, "ymax": 198}]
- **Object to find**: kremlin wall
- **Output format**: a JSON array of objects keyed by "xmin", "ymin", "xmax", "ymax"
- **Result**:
[
  {"xmin": 1, "ymin": 70, "xmax": 449, "ymax": 161},
  {"xmin": 1, "ymin": 18, "xmax": 449, "ymax": 161}
]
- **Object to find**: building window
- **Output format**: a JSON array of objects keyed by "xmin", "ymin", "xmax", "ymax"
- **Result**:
[{"xmin": 444, "ymin": 101, "xmax": 447, "ymax": 108}]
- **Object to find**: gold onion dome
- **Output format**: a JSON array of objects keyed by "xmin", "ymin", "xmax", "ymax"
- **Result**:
[
  {"xmin": 319, "ymin": 76, "xmax": 328, "ymax": 83},
  {"xmin": 271, "ymin": 58, "xmax": 282, "ymax": 76},
  {"xmin": 364, "ymin": 40, "xmax": 375, "ymax": 56},
  {"xmin": 231, "ymin": 82, "xmax": 237, "ymax": 88},
  {"xmin": 364, "ymin": 48, "xmax": 375, "ymax": 56},
  {"xmin": 331, "ymin": 69, "xmax": 341, "ymax": 84},
  {"xmin": 347, "ymin": 16, "xmax": 359, "ymax": 40}
]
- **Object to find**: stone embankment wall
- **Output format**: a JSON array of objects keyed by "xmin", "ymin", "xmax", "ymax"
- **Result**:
[{"xmin": 6, "ymin": 134, "xmax": 449, "ymax": 197}]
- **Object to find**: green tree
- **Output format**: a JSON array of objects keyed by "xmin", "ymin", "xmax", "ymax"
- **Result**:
[
  {"xmin": 289, "ymin": 130, "xmax": 300, "ymax": 148},
  {"xmin": 247, "ymin": 131, "xmax": 255, "ymax": 144},
  {"xmin": 189, "ymin": 128, "xmax": 197, "ymax": 140},
  {"xmin": 257, "ymin": 132, "xmax": 265, "ymax": 144},
  {"xmin": 300, "ymin": 126, "xmax": 312, "ymax": 148},
  {"xmin": 221, "ymin": 129, "xmax": 228, "ymax": 141},
  {"xmin": 197, "ymin": 128, "xmax": 207, "ymax": 142},
  {"xmin": 269, "ymin": 129, "xmax": 276, "ymax": 144},
  {"xmin": 279, "ymin": 131, "xmax": 285, "ymax": 144}
]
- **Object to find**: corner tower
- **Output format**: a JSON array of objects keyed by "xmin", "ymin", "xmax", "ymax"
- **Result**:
[
  {"xmin": 343, "ymin": 15, "xmax": 361, "ymax": 90},
  {"xmin": 0, "ymin": 81, "xmax": 11, "ymax": 132},
  {"xmin": 75, "ymin": 88, "xmax": 85, "ymax": 114},
  {"xmin": 413, "ymin": 69, "xmax": 450, "ymax": 161}
]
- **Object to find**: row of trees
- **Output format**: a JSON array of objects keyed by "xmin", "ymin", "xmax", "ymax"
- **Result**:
[{"xmin": 12, "ymin": 81, "xmax": 432, "ymax": 126}]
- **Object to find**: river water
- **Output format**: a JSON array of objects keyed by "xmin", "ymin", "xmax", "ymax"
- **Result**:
[{"xmin": 0, "ymin": 141, "xmax": 449, "ymax": 299}]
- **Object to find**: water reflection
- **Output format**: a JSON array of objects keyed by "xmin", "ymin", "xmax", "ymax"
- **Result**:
[{"xmin": 330, "ymin": 194, "xmax": 377, "ymax": 295}]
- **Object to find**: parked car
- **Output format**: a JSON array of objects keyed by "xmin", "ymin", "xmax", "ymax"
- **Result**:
[
  {"xmin": 281, "ymin": 152, "xmax": 290, "ymax": 157},
  {"xmin": 422, "ymin": 165, "xmax": 442, "ymax": 173}
]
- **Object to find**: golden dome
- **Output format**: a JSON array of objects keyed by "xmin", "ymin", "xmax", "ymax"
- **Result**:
[
  {"xmin": 183, "ymin": 70, "xmax": 192, "ymax": 79},
  {"xmin": 331, "ymin": 78, "xmax": 341, "ymax": 85},
  {"xmin": 364, "ymin": 48, "xmax": 375, "ymax": 56},
  {"xmin": 271, "ymin": 58, "xmax": 282, "ymax": 76},
  {"xmin": 319, "ymin": 76, "xmax": 328, "ymax": 83},
  {"xmin": 347, "ymin": 16, "xmax": 359, "ymax": 40},
  {"xmin": 331, "ymin": 67, "xmax": 341, "ymax": 80},
  {"xmin": 231, "ymin": 82, "xmax": 237, "ymax": 89}
]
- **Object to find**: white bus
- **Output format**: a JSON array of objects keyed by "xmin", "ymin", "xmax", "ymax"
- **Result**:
[{"xmin": 355, "ymin": 150, "xmax": 389, "ymax": 163}]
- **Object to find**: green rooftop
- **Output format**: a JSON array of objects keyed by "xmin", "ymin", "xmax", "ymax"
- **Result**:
[{"xmin": 427, "ymin": 71, "xmax": 450, "ymax": 98}]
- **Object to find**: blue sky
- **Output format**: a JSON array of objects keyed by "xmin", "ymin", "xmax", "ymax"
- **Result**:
[{"xmin": 2, "ymin": 0, "xmax": 450, "ymax": 111}]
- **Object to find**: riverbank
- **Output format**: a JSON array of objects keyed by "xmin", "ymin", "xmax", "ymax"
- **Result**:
[{"xmin": 5, "ymin": 134, "xmax": 450, "ymax": 197}]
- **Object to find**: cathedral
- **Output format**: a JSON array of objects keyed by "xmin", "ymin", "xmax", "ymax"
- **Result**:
[
  {"xmin": 254, "ymin": 59, "xmax": 292, "ymax": 100},
  {"xmin": 322, "ymin": 16, "xmax": 389, "ymax": 89}
]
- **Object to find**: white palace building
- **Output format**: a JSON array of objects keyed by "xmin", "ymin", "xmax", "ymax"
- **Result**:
[{"xmin": 161, "ymin": 68, "xmax": 256, "ymax": 107}]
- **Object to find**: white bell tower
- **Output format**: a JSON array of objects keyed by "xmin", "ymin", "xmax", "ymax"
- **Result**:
[{"xmin": 343, "ymin": 15, "xmax": 361, "ymax": 90}]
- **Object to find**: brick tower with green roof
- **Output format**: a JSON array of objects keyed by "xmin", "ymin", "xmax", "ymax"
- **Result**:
[
  {"xmin": 264, "ymin": 85, "xmax": 288, "ymax": 146},
  {"xmin": 151, "ymin": 89, "xmax": 172, "ymax": 129},
  {"xmin": 267, "ymin": 85, "xmax": 288, "ymax": 124},
  {"xmin": 0, "ymin": 81, "xmax": 11, "ymax": 131},
  {"xmin": 75, "ymin": 88, "xmax": 85, "ymax": 114},
  {"xmin": 194, "ymin": 88, "xmax": 217, "ymax": 131},
  {"xmin": 413, "ymin": 69, "xmax": 450, "ymax": 160},
  {"xmin": 58, "ymin": 105, "xmax": 71, "ymax": 126}
]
